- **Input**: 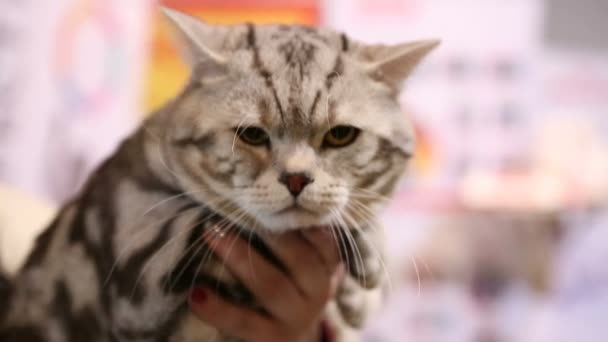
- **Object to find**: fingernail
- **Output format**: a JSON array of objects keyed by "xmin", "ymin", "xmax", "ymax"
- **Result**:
[{"xmin": 190, "ymin": 288, "xmax": 207, "ymax": 304}]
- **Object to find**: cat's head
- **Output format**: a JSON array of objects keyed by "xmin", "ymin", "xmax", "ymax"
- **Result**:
[{"xmin": 156, "ymin": 8, "xmax": 437, "ymax": 232}]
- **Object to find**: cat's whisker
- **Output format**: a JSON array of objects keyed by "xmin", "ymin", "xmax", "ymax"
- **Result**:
[
  {"xmin": 130, "ymin": 206, "xmax": 212, "ymax": 300},
  {"xmin": 246, "ymin": 223, "xmax": 259, "ymax": 284},
  {"xmin": 167, "ymin": 223, "xmax": 231, "ymax": 294},
  {"xmin": 339, "ymin": 210, "xmax": 371, "ymax": 288},
  {"xmin": 419, "ymin": 257, "xmax": 435, "ymax": 283},
  {"xmin": 347, "ymin": 199, "xmax": 387, "ymax": 273},
  {"xmin": 192, "ymin": 222, "xmax": 238, "ymax": 290},
  {"xmin": 347, "ymin": 199, "xmax": 375, "ymax": 221},
  {"xmin": 211, "ymin": 220, "xmax": 247, "ymax": 290},
  {"xmin": 141, "ymin": 190, "xmax": 204, "ymax": 217},
  {"xmin": 328, "ymin": 209, "xmax": 351, "ymax": 276},
  {"xmin": 347, "ymin": 200, "xmax": 384, "ymax": 235},
  {"xmin": 143, "ymin": 125, "xmax": 163, "ymax": 143},
  {"xmin": 334, "ymin": 211, "xmax": 361, "ymax": 260},
  {"xmin": 123, "ymin": 190, "xmax": 224, "ymax": 260},
  {"xmin": 352, "ymin": 186, "xmax": 392, "ymax": 197},
  {"xmin": 134, "ymin": 200, "xmax": 233, "ymax": 295},
  {"xmin": 154, "ymin": 198, "xmax": 235, "ymax": 291},
  {"xmin": 324, "ymin": 92, "xmax": 332, "ymax": 129},
  {"xmin": 348, "ymin": 194, "xmax": 388, "ymax": 214},
  {"xmin": 347, "ymin": 194, "xmax": 387, "ymax": 204},
  {"xmin": 356, "ymin": 208, "xmax": 393, "ymax": 291},
  {"xmin": 350, "ymin": 188, "xmax": 392, "ymax": 202},
  {"xmin": 196, "ymin": 224, "xmax": 231, "ymax": 271},
  {"xmin": 163, "ymin": 220, "xmax": 219, "ymax": 293},
  {"xmin": 324, "ymin": 70, "xmax": 342, "ymax": 128},
  {"xmin": 208, "ymin": 227, "xmax": 243, "ymax": 294},
  {"xmin": 331, "ymin": 209, "xmax": 366, "ymax": 285},
  {"xmin": 365, "ymin": 230, "xmax": 394, "ymax": 294},
  {"xmin": 327, "ymin": 224, "xmax": 340, "ymax": 259},
  {"xmin": 104, "ymin": 201, "xmax": 205, "ymax": 287},
  {"xmin": 167, "ymin": 202, "xmax": 245, "ymax": 293},
  {"xmin": 195, "ymin": 206, "xmax": 252, "ymax": 292},
  {"xmin": 343, "ymin": 202, "xmax": 394, "ymax": 293},
  {"xmin": 411, "ymin": 257, "xmax": 422, "ymax": 297},
  {"xmin": 152, "ymin": 133, "xmax": 185, "ymax": 185},
  {"xmin": 189, "ymin": 222, "xmax": 243, "ymax": 294},
  {"xmin": 231, "ymin": 115, "xmax": 253, "ymax": 154}
]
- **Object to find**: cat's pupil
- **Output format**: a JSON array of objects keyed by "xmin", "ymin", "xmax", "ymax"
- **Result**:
[
  {"xmin": 238, "ymin": 127, "xmax": 269, "ymax": 146},
  {"xmin": 323, "ymin": 125, "xmax": 359, "ymax": 148},
  {"xmin": 332, "ymin": 126, "xmax": 352, "ymax": 139}
]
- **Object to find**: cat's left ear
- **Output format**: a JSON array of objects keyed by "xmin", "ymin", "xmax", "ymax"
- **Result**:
[
  {"xmin": 161, "ymin": 7, "xmax": 227, "ymax": 78},
  {"xmin": 363, "ymin": 40, "xmax": 439, "ymax": 91}
]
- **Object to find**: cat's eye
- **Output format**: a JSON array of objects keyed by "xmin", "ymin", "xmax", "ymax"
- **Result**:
[
  {"xmin": 237, "ymin": 126, "xmax": 270, "ymax": 146},
  {"xmin": 323, "ymin": 125, "xmax": 360, "ymax": 148}
]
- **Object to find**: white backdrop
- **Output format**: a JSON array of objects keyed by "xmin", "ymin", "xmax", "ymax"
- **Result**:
[{"xmin": 0, "ymin": 0, "xmax": 151, "ymax": 203}]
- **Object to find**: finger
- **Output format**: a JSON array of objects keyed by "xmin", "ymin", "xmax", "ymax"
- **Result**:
[
  {"xmin": 329, "ymin": 264, "xmax": 346, "ymax": 299},
  {"xmin": 202, "ymin": 232, "xmax": 305, "ymax": 323},
  {"xmin": 189, "ymin": 287, "xmax": 278, "ymax": 342},
  {"xmin": 302, "ymin": 228, "xmax": 341, "ymax": 272},
  {"xmin": 262, "ymin": 231, "xmax": 331, "ymax": 300}
]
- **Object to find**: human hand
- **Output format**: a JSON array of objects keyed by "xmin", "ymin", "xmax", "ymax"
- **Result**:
[{"xmin": 189, "ymin": 227, "xmax": 343, "ymax": 342}]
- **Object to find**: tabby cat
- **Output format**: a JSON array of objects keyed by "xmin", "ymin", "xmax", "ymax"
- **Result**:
[{"xmin": 0, "ymin": 7, "xmax": 437, "ymax": 342}]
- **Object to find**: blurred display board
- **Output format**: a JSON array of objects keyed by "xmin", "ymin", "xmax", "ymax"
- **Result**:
[
  {"xmin": 0, "ymin": 0, "xmax": 149, "ymax": 202},
  {"xmin": 325, "ymin": 0, "xmax": 608, "ymax": 211},
  {"xmin": 544, "ymin": 0, "xmax": 608, "ymax": 52}
]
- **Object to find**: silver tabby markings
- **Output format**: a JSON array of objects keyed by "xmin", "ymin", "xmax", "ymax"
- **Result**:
[{"xmin": 0, "ymin": 7, "xmax": 438, "ymax": 342}]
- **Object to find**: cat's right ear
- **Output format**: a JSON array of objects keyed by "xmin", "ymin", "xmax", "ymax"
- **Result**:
[
  {"xmin": 360, "ymin": 40, "xmax": 439, "ymax": 91},
  {"xmin": 161, "ymin": 7, "xmax": 227, "ymax": 78}
]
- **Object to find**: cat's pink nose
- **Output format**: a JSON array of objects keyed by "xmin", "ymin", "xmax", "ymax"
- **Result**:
[{"xmin": 278, "ymin": 172, "xmax": 313, "ymax": 197}]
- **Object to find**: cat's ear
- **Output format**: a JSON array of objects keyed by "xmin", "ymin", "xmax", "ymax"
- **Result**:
[
  {"xmin": 363, "ymin": 40, "xmax": 439, "ymax": 90},
  {"xmin": 161, "ymin": 7, "xmax": 227, "ymax": 76}
]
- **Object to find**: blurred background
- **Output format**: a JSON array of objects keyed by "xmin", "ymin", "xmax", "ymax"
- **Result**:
[{"xmin": 1, "ymin": 0, "xmax": 607, "ymax": 341}]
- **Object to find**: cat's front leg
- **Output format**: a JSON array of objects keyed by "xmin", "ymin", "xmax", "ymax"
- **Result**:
[{"xmin": 324, "ymin": 284, "xmax": 383, "ymax": 342}]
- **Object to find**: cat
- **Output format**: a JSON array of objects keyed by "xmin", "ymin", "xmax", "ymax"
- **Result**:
[{"xmin": 0, "ymin": 7, "xmax": 437, "ymax": 342}]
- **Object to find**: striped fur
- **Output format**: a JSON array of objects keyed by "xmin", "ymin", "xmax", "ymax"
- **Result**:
[{"xmin": 0, "ymin": 7, "xmax": 437, "ymax": 341}]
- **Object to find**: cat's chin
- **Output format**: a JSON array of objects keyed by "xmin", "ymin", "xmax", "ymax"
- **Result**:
[{"xmin": 259, "ymin": 209, "xmax": 330, "ymax": 232}]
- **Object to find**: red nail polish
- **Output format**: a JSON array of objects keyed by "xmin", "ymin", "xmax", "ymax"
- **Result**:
[
  {"xmin": 190, "ymin": 288, "xmax": 207, "ymax": 304},
  {"xmin": 320, "ymin": 320, "xmax": 335, "ymax": 342}
]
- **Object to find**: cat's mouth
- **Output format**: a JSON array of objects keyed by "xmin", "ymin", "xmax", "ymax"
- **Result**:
[{"xmin": 276, "ymin": 203, "xmax": 317, "ymax": 215}]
